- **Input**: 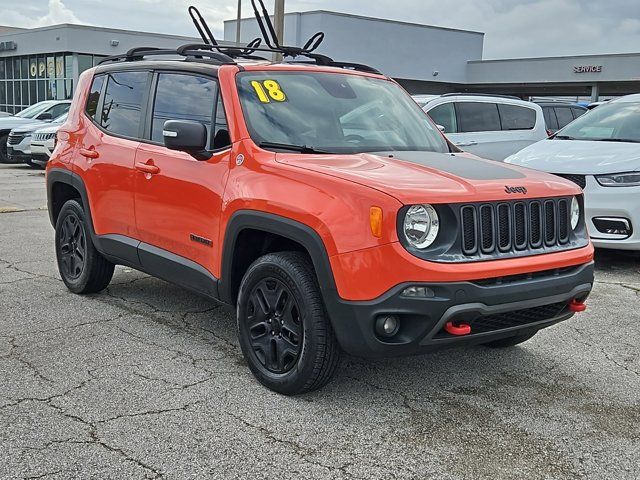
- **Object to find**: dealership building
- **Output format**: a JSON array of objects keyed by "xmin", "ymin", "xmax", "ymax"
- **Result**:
[{"xmin": 2, "ymin": 11, "xmax": 640, "ymax": 113}]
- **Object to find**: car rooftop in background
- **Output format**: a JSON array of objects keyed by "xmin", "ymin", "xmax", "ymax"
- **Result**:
[{"xmin": 420, "ymin": 93, "xmax": 547, "ymax": 161}]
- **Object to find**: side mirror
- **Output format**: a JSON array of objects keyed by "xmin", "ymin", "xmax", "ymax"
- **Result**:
[
  {"xmin": 38, "ymin": 112, "xmax": 53, "ymax": 121},
  {"xmin": 436, "ymin": 124, "xmax": 446, "ymax": 133},
  {"xmin": 162, "ymin": 120, "xmax": 211, "ymax": 160}
]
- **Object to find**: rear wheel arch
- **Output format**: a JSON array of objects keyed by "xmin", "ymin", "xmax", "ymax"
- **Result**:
[
  {"xmin": 47, "ymin": 168, "xmax": 96, "ymax": 237},
  {"xmin": 219, "ymin": 211, "xmax": 338, "ymax": 307}
]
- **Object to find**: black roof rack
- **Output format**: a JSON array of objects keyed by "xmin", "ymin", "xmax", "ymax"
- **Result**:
[
  {"xmin": 100, "ymin": 4, "xmax": 382, "ymax": 75},
  {"xmin": 99, "ymin": 45, "xmax": 238, "ymax": 65}
]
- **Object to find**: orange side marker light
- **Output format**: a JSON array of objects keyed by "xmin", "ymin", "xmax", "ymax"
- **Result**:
[{"xmin": 370, "ymin": 206, "xmax": 383, "ymax": 238}]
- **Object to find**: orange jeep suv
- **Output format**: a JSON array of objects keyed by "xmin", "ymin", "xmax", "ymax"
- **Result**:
[{"xmin": 46, "ymin": 41, "xmax": 594, "ymax": 394}]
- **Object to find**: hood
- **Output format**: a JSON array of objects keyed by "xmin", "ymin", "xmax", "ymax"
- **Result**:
[
  {"xmin": 34, "ymin": 123, "xmax": 62, "ymax": 134},
  {"xmin": 0, "ymin": 116, "xmax": 44, "ymax": 129},
  {"xmin": 11, "ymin": 121, "xmax": 47, "ymax": 134},
  {"xmin": 505, "ymin": 138, "xmax": 640, "ymax": 175},
  {"xmin": 275, "ymin": 150, "xmax": 580, "ymax": 205}
]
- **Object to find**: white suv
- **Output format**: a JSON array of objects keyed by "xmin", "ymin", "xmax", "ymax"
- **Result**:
[{"xmin": 421, "ymin": 94, "xmax": 547, "ymax": 161}]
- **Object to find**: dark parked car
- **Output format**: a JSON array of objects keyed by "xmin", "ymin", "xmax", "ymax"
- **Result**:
[{"xmin": 536, "ymin": 102, "xmax": 588, "ymax": 135}]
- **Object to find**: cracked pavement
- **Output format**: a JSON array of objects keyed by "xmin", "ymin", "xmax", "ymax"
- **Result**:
[{"xmin": 1, "ymin": 164, "xmax": 639, "ymax": 479}]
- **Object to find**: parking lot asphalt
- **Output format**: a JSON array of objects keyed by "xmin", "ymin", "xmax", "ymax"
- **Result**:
[{"xmin": 0, "ymin": 163, "xmax": 638, "ymax": 479}]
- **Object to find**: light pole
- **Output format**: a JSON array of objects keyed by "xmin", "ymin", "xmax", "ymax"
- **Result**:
[
  {"xmin": 273, "ymin": 0, "xmax": 285, "ymax": 61},
  {"xmin": 235, "ymin": 0, "xmax": 242, "ymax": 44}
]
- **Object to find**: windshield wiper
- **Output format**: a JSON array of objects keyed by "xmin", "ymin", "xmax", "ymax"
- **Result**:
[
  {"xmin": 553, "ymin": 135, "xmax": 577, "ymax": 140},
  {"xmin": 258, "ymin": 142, "xmax": 330, "ymax": 154}
]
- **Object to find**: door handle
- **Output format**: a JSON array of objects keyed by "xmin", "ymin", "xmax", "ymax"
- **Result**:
[
  {"xmin": 135, "ymin": 161, "xmax": 160, "ymax": 175},
  {"xmin": 79, "ymin": 147, "xmax": 99, "ymax": 159},
  {"xmin": 455, "ymin": 141, "xmax": 477, "ymax": 147}
]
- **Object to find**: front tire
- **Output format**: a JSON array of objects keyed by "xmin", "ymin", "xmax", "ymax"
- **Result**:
[
  {"xmin": 237, "ymin": 252, "xmax": 341, "ymax": 395},
  {"xmin": 55, "ymin": 199, "xmax": 114, "ymax": 294}
]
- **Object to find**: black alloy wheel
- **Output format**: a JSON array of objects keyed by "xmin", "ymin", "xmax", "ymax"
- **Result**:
[
  {"xmin": 55, "ymin": 199, "xmax": 114, "ymax": 294},
  {"xmin": 237, "ymin": 252, "xmax": 341, "ymax": 395},
  {"xmin": 58, "ymin": 212, "xmax": 87, "ymax": 280},
  {"xmin": 246, "ymin": 277, "xmax": 303, "ymax": 373}
]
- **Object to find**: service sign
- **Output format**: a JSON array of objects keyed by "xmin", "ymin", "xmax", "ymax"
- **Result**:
[{"xmin": 573, "ymin": 65, "xmax": 603, "ymax": 73}]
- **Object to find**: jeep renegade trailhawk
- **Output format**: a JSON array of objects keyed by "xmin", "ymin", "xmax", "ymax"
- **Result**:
[{"xmin": 46, "ymin": 8, "xmax": 594, "ymax": 394}]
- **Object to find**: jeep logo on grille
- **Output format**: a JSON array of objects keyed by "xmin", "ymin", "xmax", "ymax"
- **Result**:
[{"xmin": 505, "ymin": 185, "xmax": 527, "ymax": 194}]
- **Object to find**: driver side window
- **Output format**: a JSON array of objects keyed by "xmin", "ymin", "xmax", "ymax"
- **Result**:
[{"xmin": 151, "ymin": 72, "xmax": 230, "ymax": 149}]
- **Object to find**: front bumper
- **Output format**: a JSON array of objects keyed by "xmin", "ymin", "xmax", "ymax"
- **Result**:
[
  {"xmin": 325, "ymin": 261, "xmax": 594, "ymax": 357},
  {"xmin": 584, "ymin": 175, "xmax": 640, "ymax": 251},
  {"xmin": 6, "ymin": 146, "xmax": 32, "ymax": 164}
]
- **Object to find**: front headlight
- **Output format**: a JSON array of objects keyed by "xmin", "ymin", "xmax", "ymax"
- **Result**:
[
  {"xmin": 403, "ymin": 204, "xmax": 439, "ymax": 249},
  {"xmin": 595, "ymin": 172, "xmax": 640, "ymax": 187},
  {"xmin": 570, "ymin": 196, "xmax": 580, "ymax": 230}
]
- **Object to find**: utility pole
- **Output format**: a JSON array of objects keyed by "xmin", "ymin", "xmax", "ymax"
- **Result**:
[
  {"xmin": 235, "ymin": 0, "xmax": 242, "ymax": 44},
  {"xmin": 273, "ymin": 0, "xmax": 285, "ymax": 61}
]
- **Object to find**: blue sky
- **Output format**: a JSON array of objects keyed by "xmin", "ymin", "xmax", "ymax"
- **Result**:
[{"xmin": 3, "ymin": 0, "xmax": 640, "ymax": 59}]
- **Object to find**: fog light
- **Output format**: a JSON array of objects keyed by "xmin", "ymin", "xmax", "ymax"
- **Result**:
[
  {"xmin": 401, "ymin": 286, "xmax": 435, "ymax": 298},
  {"xmin": 592, "ymin": 217, "xmax": 632, "ymax": 237},
  {"xmin": 375, "ymin": 315, "xmax": 400, "ymax": 337}
]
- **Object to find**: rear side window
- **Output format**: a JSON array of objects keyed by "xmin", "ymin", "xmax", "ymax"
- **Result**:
[
  {"xmin": 428, "ymin": 102, "xmax": 457, "ymax": 133},
  {"xmin": 497, "ymin": 104, "xmax": 536, "ymax": 130},
  {"xmin": 100, "ymin": 71, "xmax": 148, "ymax": 138},
  {"xmin": 151, "ymin": 73, "xmax": 217, "ymax": 145},
  {"xmin": 85, "ymin": 75, "xmax": 104, "ymax": 120},
  {"xmin": 555, "ymin": 107, "xmax": 574, "ymax": 129},
  {"xmin": 542, "ymin": 106, "xmax": 558, "ymax": 130},
  {"xmin": 456, "ymin": 102, "xmax": 501, "ymax": 132}
]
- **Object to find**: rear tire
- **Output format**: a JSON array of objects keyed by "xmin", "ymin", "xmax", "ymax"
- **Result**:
[
  {"xmin": 481, "ymin": 331, "xmax": 537, "ymax": 348},
  {"xmin": 55, "ymin": 199, "xmax": 114, "ymax": 294},
  {"xmin": 237, "ymin": 251, "xmax": 341, "ymax": 395}
]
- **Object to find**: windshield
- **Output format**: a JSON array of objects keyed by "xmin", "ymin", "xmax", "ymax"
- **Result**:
[
  {"xmin": 237, "ymin": 71, "xmax": 449, "ymax": 154},
  {"xmin": 557, "ymin": 101, "xmax": 640, "ymax": 142},
  {"xmin": 15, "ymin": 102, "xmax": 52, "ymax": 119}
]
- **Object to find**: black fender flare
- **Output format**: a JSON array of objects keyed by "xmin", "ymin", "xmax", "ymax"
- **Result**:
[
  {"xmin": 218, "ymin": 210, "xmax": 339, "ymax": 307},
  {"xmin": 46, "ymin": 167, "xmax": 96, "ymax": 236}
]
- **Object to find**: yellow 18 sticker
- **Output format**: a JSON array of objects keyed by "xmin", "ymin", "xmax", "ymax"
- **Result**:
[{"xmin": 251, "ymin": 79, "xmax": 286, "ymax": 103}]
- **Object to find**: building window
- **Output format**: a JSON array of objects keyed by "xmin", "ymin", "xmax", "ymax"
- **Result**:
[{"xmin": 0, "ymin": 52, "xmax": 106, "ymax": 114}]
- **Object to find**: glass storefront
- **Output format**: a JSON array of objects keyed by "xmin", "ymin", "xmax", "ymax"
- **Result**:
[{"xmin": 0, "ymin": 53, "xmax": 106, "ymax": 115}]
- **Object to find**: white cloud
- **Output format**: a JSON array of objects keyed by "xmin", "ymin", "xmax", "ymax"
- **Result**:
[{"xmin": 31, "ymin": 0, "xmax": 84, "ymax": 27}]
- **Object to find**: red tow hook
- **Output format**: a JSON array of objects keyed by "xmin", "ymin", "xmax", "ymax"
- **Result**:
[
  {"xmin": 444, "ymin": 322, "xmax": 471, "ymax": 336},
  {"xmin": 569, "ymin": 299, "xmax": 587, "ymax": 313}
]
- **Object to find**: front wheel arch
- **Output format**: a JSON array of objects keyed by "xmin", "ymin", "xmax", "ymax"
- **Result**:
[{"xmin": 219, "ymin": 211, "xmax": 338, "ymax": 308}]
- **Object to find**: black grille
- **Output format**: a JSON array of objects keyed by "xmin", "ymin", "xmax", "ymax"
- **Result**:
[
  {"xmin": 461, "ymin": 206, "xmax": 477, "ymax": 254},
  {"xmin": 530, "ymin": 202, "xmax": 542, "ymax": 247},
  {"xmin": 459, "ymin": 198, "xmax": 571, "ymax": 258},
  {"xmin": 470, "ymin": 302, "xmax": 567, "ymax": 334},
  {"xmin": 555, "ymin": 173, "xmax": 586, "ymax": 189},
  {"xmin": 7, "ymin": 133, "xmax": 25, "ymax": 145}
]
